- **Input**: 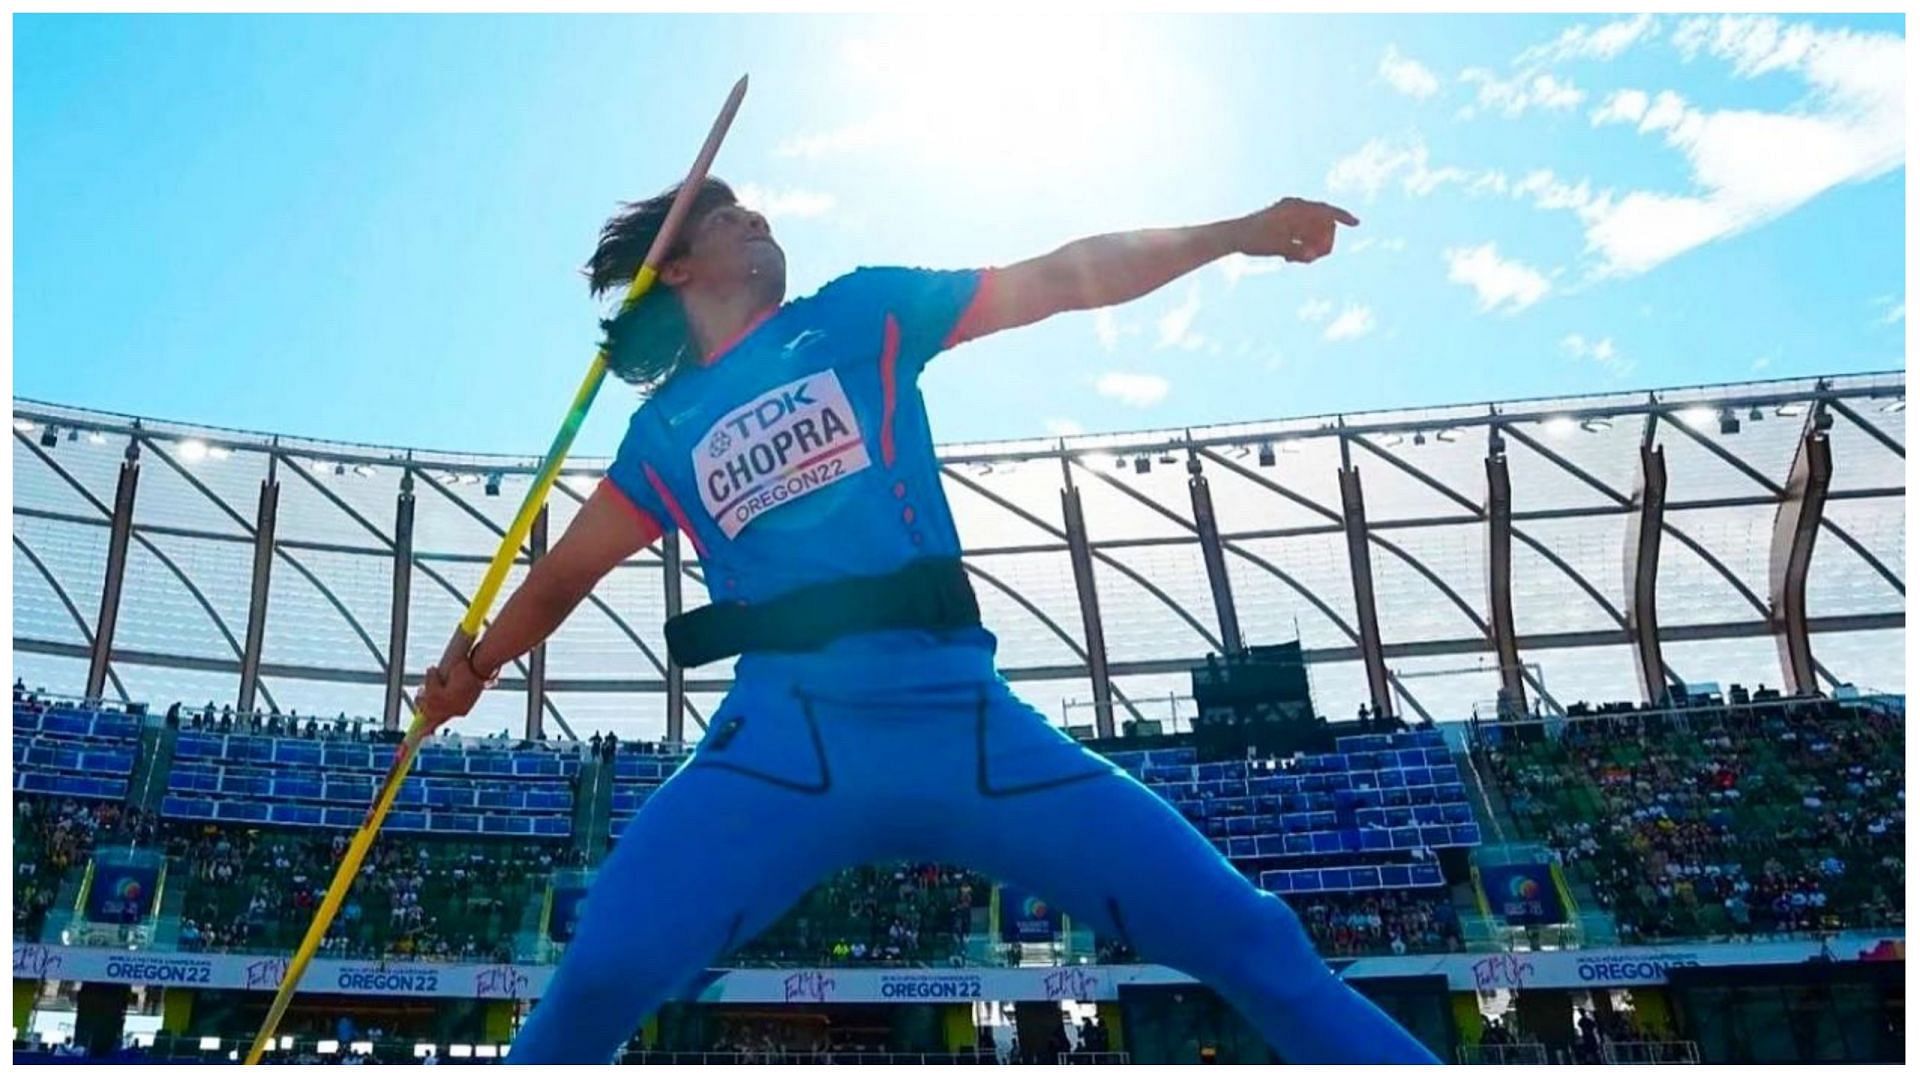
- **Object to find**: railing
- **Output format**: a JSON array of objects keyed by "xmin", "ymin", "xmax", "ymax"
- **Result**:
[
  {"xmin": 618, "ymin": 1050, "xmax": 1004, "ymax": 1065},
  {"xmin": 1456, "ymin": 1042, "xmax": 1549, "ymax": 1064},
  {"xmin": 1602, "ymin": 1040, "xmax": 1702, "ymax": 1064},
  {"xmin": 1059, "ymin": 1051, "xmax": 1131, "ymax": 1065}
]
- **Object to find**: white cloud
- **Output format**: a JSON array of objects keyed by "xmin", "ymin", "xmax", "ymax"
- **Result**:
[
  {"xmin": 1379, "ymin": 45, "xmax": 1440, "ymax": 99},
  {"xmin": 1095, "ymin": 372, "xmax": 1170, "ymax": 408},
  {"xmin": 773, "ymin": 114, "xmax": 898, "ymax": 160},
  {"xmin": 1445, "ymin": 244, "xmax": 1552, "ymax": 314},
  {"xmin": 730, "ymin": 183, "xmax": 836, "ymax": 221},
  {"xmin": 1521, "ymin": 14, "xmax": 1661, "ymax": 66},
  {"xmin": 1324, "ymin": 304, "xmax": 1376, "ymax": 341},
  {"xmin": 1093, "ymin": 309, "xmax": 1120, "ymax": 351},
  {"xmin": 1590, "ymin": 89, "xmax": 1650, "ymax": 126},
  {"xmin": 1512, "ymin": 170, "xmax": 1601, "ymax": 213},
  {"xmin": 1877, "ymin": 298, "xmax": 1905, "ymax": 325},
  {"xmin": 1156, "ymin": 285, "xmax": 1206, "ymax": 350},
  {"xmin": 1459, "ymin": 69, "xmax": 1586, "ymax": 118},
  {"xmin": 1573, "ymin": 16, "xmax": 1903, "ymax": 277},
  {"xmin": 1296, "ymin": 298, "xmax": 1334, "ymax": 324},
  {"xmin": 1561, "ymin": 333, "xmax": 1636, "ymax": 378},
  {"xmin": 1220, "ymin": 252, "xmax": 1283, "ymax": 286},
  {"xmin": 1044, "ymin": 417, "xmax": 1086, "ymax": 437},
  {"xmin": 1326, "ymin": 136, "xmax": 1468, "ymax": 200},
  {"xmin": 1751, "ymin": 355, "xmax": 1774, "ymax": 372},
  {"xmin": 1349, "ymin": 235, "xmax": 1409, "ymax": 255}
]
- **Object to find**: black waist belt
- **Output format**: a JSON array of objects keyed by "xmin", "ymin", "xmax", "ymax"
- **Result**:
[{"xmin": 664, "ymin": 557, "xmax": 981, "ymax": 668}]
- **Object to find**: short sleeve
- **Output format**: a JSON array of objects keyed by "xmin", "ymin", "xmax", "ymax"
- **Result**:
[
  {"xmin": 831, "ymin": 266, "xmax": 993, "ymax": 378},
  {"xmin": 600, "ymin": 407, "xmax": 676, "ymax": 537}
]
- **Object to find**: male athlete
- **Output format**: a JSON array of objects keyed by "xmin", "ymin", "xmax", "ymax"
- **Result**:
[{"xmin": 420, "ymin": 179, "xmax": 1441, "ymax": 1064}]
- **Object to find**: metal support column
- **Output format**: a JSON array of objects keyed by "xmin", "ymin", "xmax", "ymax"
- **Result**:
[
  {"xmin": 1484, "ymin": 441, "xmax": 1527, "ymax": 716},
  {"xmin": 524, "ymin": 505, "xmax": 549, "ymax": 740},
  {"xmin": 235, "ymin": 456, "xmax": 280, "ymax": 715},
  {"xmin": 1769, "ymin": 407, "xmax": 1833, "ymax": 695},
  {"xmin": 663, "ymin": 531, "xmax": 686, "ymax": 746},
  {"xmin": 1062, "ymin": 461, "xmax": 1116, "ymax": 738},
  {"xmin": 1337, "ymin": 440, "xmax": 1393, "ymax": 719},
  {"xmin": 1625, "ymin": 418, "xmax": 1670, "ymax": 706},
  {"xmin": 85, "ymin": 439, "xmax": 141, "ymax": 703},
  {"xmin": 384, "ymin": 471, "xmax": 416, "ymax": 731},
  {"xmin": 1186, "ymin": 451, "xmax": 1243, "ymax": 654}
]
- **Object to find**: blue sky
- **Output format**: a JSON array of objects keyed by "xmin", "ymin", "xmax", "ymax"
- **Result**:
[{"xmin": 14, "ymin": 13, "xmax": 1906, "ymax": 461}]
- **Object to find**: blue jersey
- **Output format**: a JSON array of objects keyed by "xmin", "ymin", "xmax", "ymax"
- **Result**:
[{"xmin": 603, "ymin": 265, "xmax": 997, "ymax": 665}]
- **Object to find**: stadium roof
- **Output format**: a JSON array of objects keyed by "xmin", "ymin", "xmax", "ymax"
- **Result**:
[{"xmin": 13, "ymin": 370, "xmax": 1905, "ymax": 741}]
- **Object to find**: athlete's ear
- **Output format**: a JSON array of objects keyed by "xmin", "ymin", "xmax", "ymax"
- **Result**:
[{"xmin": 661, "ymin": 256, "xmax": 694, "ymax": 288}]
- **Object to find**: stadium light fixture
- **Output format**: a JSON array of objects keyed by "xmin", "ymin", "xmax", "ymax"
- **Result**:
[
  {"xmin": 1748, "ymin": 406, "xmax": 1764, "ymax": 422},
  {"xmin": 1133, "ymin": 455, "xmax": 1149, "ymax": 474},
  {"xmin": 11, "ymin": 418, "xmax": 34, "ymax": 433},
  {"xmin": 334, "ymin": 463, "xmax": 347, "ymax": 476},
  {"xmin": 1718, "ymin": 407, "xmax": 1740, "ymax": 435},
  {"xmin": 1380, "ymin": 432, "xmax": 1403, "ymax": 447},
  {"xmin": 1232, "ymin": 444, "xmax": 1251, "ymax": 458},
  {"xmin": 1156, "ymin": 450, "xmax": 1177, "ymax": 465},
  {"xmin": 1257, "ymin": 442, "xmax": 1275, "ymax": 467},
  {"xmin": 1678, "ymin": 406, "xmax": 1717, "ymax": 430},
  {"xmin": 66, "ymin": 427, "xmax": 78, "ymax": 442},
  {"xmin": 279, "ymin": 1035, "xmax": 295, "ymax": 1050},
  {"xmin": 350, "ymin": 1041, "xmax": 374, "ymax": 1054},
  {"xmin": 317, "ymin": 1040, "xmax": 340, "ymax": 1054},
  {"xmin": 485, "ymin": 472, "xmax": 503, "ymax": 496},
  {"xmin": 208, "ymin": 445, "xmax": 232, "ymax": 460},
  {"xmin": 1434, "ymin": 428, "xmax": 1459, "ymax": 443},
  {"xmin": 449, "ymin": 1044, "xmax": 474, "ymax": 1059},
  {"xmin": 353, "ymin": 464, "xmax": 376, "ymax": 477},
  {"xmin": 40, "ymin": 425, "xmax": 59, "ymax": 448},
  {"xmin": 1883, "ymin": 398, "xmax": 1905, "ymax": 413},
  {"xmin": 87, "ymin": 431, "xmax": 106, "ymax": 444},
  {"xmin": 475, "ymin": 1046, "xmax": 499, "ymax": 1059},
  {"xmin": 1580, "ymin": 417, "xmax": 1612, "ymax": 433},
  {"xmin": 1775, "ymin": 402, "xmax": 1806, "ymax": 417},
  {"xmin": 1110, "ymin": 455, "xmax": 1126, "ymax": 470},
  {"xmin": 200, "ymin": 1037, "xmax": 222, "ymax": 1051},
  {"xmin": 1412, "ymin": 430, "xmax": 1426, "ymax": 446},
  {"xmin": 1543, "ymin": 416, "xmax": 1577, "ymax": 438},
  {"xmin": 178, "ymin": 439, "xmax": 209, "ymax": 463}
]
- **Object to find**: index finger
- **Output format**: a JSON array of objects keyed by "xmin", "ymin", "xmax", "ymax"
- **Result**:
[{"xmin": 1328, "ymin": 204, "xmax": 1361, "ymax": 227}]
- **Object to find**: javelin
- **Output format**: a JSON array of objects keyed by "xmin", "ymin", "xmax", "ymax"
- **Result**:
[{"xmin": 242, "ymin": 73, "xmax": 749, "ymax": 1066}]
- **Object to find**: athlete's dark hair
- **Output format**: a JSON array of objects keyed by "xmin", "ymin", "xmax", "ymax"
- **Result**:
[{"xmin": 587, "ymin": 178, "xmax": 738, "ymax": 392}]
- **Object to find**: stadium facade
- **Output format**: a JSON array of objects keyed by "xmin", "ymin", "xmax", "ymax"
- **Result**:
[{"xmin": 13, "ymin": 371, "xmax": 1904, "ymax": 738}]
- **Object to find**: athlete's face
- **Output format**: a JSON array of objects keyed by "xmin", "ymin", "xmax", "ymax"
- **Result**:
[{"xmin": 669, "ymin": 201, "xmax": 787, "ymax": 303}]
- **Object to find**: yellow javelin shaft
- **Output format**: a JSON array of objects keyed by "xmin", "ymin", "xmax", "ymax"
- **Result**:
[{"xmin": 242, "ymin": 74, "xmax": 748, "ymax": 1066}]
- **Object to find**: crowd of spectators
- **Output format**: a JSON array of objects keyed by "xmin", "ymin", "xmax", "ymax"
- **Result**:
[
  {"xmin": 732, "ymin": 863, "xmax": 988, "ymax": 967},
  {"xmin": 1294, "ymin": 889, "xmax": 1463, "ymax": 957},
  {"xmin": 163, "ymin": 821, "xmax": 580, "ymax": 960},
  {"xmin": 1483, "ymin": 696, "xmax": 1904, "ymax": 941},
  {"xmin": 13, "ymin": 797, "xmax": 153, "ymax": 938}
]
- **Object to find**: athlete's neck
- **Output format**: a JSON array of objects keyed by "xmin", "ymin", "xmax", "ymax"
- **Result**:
[{"xmin": 681, "ymin": 283, "xmax": 783, "ymax": 363}]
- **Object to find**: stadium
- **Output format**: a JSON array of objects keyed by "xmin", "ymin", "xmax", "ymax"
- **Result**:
[{"xmin": 11, "ymin": 370, "xmax": 1906, "ymax": 1064}]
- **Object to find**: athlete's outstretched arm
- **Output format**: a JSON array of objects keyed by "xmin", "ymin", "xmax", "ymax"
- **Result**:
[
  {"xmin": 959, "ymin": 198, "xmax": 1358, "ymax": 341},
  {"xmin": 418, "ymin": 484, "xmax": 662, "ymax": 726}
]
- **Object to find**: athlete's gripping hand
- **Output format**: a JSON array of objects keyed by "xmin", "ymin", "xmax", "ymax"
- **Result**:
[
  {"xmin": 417, "ymin": 654, "xmax": 496, "ymax": 733},
  {"xmin": 1236, "ymin": 198, "xmax": 1360, "ymax": 264}
]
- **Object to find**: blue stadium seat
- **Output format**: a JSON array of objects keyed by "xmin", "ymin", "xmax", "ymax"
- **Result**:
[
  {"xmin": 533, "ymin": 817, "xmax": 570, "ymax": 837},
  {"xmin": 270, "ymin": 803, "xmax": 324, "ymax": 827},
  {"xmin": 525, "ymin": 790, "xmax": 571, "ymax": 812}
]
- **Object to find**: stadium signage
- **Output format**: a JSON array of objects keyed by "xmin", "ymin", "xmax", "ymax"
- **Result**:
[
  {"xmin": 334, "ymin": 964, "xmax": 441, "ymax": 994},
  {"xmin": 877, "ymin": 974, "xmax": 984, "ymax": 1001},
  {"xmin": 12, "ymin": 935, "xmax": 1898, "ymax": 999}
]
